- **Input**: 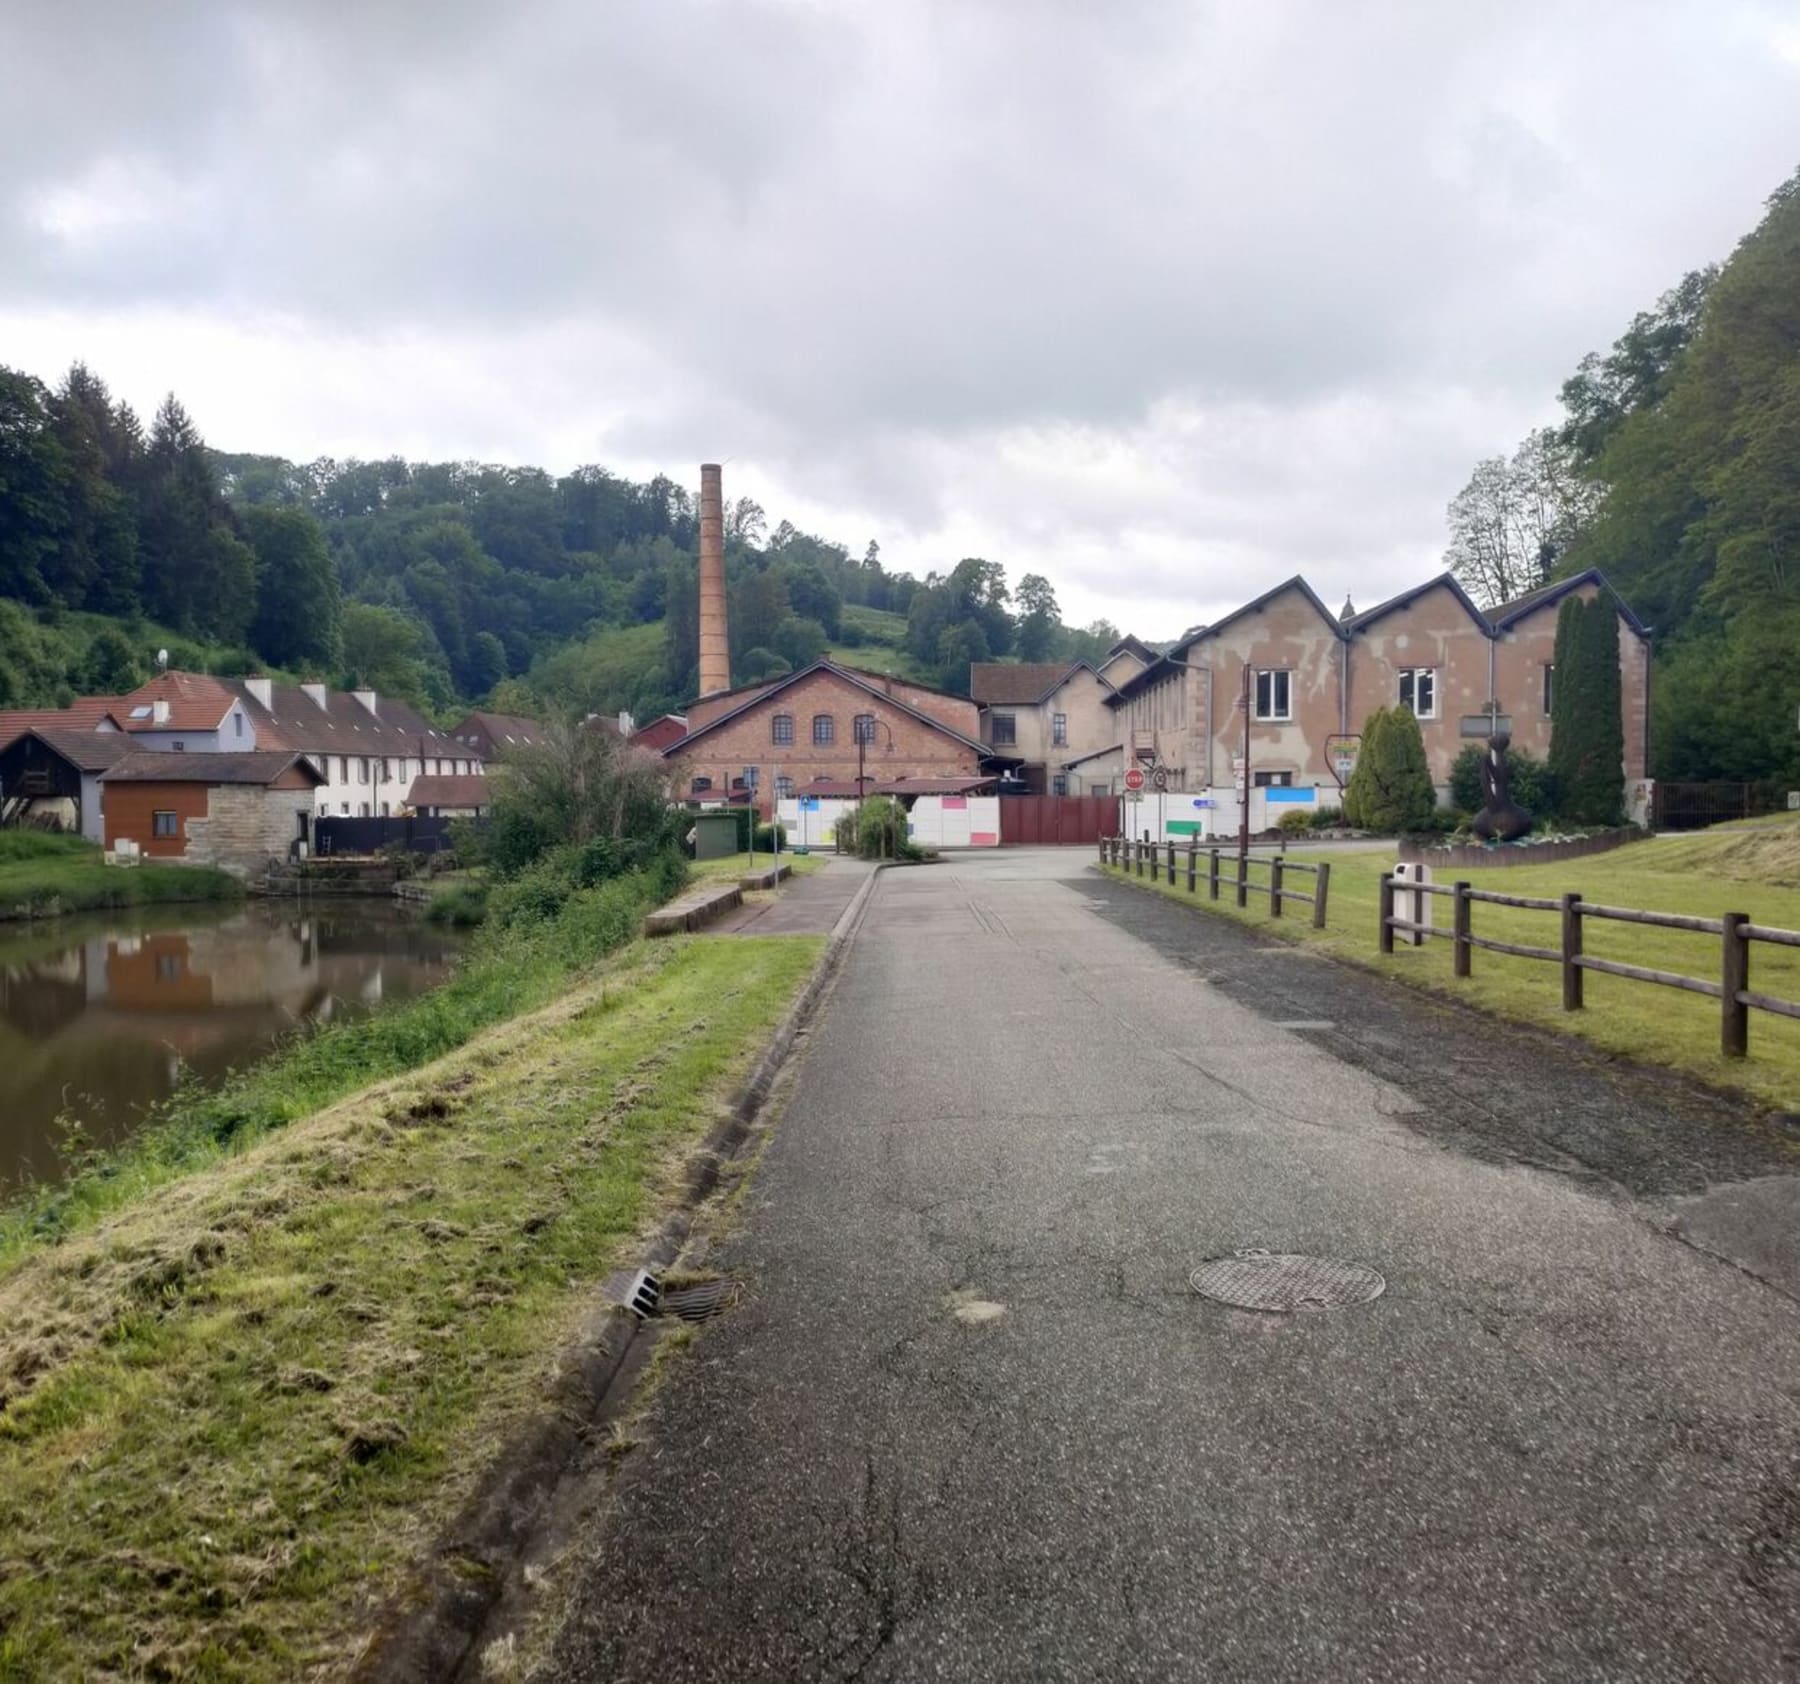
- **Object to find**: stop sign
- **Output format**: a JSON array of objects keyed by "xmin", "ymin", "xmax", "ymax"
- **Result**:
[{"xmin": 1124, "ymin": 767, "xmax": 1145, "ymax": 791}]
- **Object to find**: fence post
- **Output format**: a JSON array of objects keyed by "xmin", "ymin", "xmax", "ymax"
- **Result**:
[
  {"xmin": 1186, "ymin": 841, "xmax": 1197, "ymax": 893},
  {"xmin": 1098, "ymin": 836, "xmax": 1106, "ymax": 867},
  {"xmin": 1235, "ymin": 852, "xmax": 1248, "ymax": 909},
  {"xmin": 1165, "ymin": 841, "xmax": 1175, "ymax": 884},
  {"xmin": 1269, "ymin": 856, "xmax": 1284, "ymax": 918},
  {"xmin": 1721, "ymin": 912, "xmax": 1750, "ymax": 1058},
  {"xmin": 1313, "ymin": 861, "xmax": 1330, "ymax": 929},
  {"xmin": 1379, "ymin": 873, "xmax": 1394, "ymax": 954},
  {"xmin": 1561, "ymin": 892, "xmax": 1583, "ymax": 1011},
  {"xmin": 1135, "ymin": 838, "xmax": 1144, "ymax": 877},
  {"xmin": 1452, "ymin": 880, "xmax": 1471, "ymax": 978},
  {"xmin": 1208, "ymin": 848, "xmax": 1220, "ymax": 900}
]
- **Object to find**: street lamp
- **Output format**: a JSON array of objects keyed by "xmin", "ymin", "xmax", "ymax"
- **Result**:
[{"xmin": 856, "ymin": 716, "xmax": 895, "ymax": 858}]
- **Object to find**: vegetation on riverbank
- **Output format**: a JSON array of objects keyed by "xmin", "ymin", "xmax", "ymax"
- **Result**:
[
  {"xmin": 1101, "ymin": 832, "xmax": 1800, "ymax": 1109},
  {"xmin": 0, "ymin": 852, "xmax": 687, "ymax": 1265},
  {"xmin": 0, "ymin": 830, "xmax": 240, "ymax": 921},
  {"xmin": 0, "ymin": 929, "xmax": 823, "ymax": 1679}
]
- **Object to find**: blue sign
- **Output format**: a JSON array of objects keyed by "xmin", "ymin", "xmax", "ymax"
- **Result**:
[
  {"xmin": 800, "ymin": 797, "xmax": 820, "ymax": 811},
  {"xmin": 1191, "ymin": 797, "xmax": 1213, "ymax": 809},
  {"xmin": 1265, "ymin": 788, "xmax": 1313, "ymax": 804}
]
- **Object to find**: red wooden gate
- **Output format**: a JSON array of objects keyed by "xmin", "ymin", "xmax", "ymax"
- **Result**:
[{"xmin": 998, "ymin": 794, "xmax": 1121, "ymax": 846}]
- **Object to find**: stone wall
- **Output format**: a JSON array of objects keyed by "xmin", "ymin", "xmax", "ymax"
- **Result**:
[{"xmin": 183, "ymin": 785, "xmax": 314, "ymax": 878}]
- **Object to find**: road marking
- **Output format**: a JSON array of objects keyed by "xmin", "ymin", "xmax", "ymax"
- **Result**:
[{"xmin": 1270, "ymin": 1019, "xmax": 1336, "ymax": 1031}]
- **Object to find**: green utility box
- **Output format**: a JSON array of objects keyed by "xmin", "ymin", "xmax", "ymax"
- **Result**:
[{"xmin": 691, "ymin": 812, "xmax": 742, "ymax": 861}]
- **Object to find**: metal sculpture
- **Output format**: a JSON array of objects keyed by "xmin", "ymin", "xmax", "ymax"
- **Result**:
[{"xmin": 1471, "ymin": 731, "xmax": 1531, "ymax": 842}]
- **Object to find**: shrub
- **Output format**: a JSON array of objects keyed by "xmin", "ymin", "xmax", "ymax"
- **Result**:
[
  {"xmin": 1343, "ymin": 707, "xmax": 1435, "ymax": 833},
  {"xmin": 424, "ymin": 882, "xmax": 489, "ymax": 926},
  {"xmin": 1450, "ymin": 743, "xmax": 1560, "ymax": 819},
  {"xmin": 839, "ymin": 796, "xmax": 921, "ymax": 860},
  {"xmin": 1549, "ymin": 594, "xmax": 1625, "ymax": 825},
  {"xmin": 1308, "ymin": 804, "xmax": 1345, "ymax": 829},
  {"xmin": 1276, "ymin": 809, "xmax": 1313, "ymax": 836}
]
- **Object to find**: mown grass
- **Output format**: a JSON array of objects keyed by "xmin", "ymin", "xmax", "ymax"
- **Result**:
[
  {"xmin": 0, "ymin": 930, "xmax": 823, "ymax": 1679},
  {"xmin": 0, "ymin": 832, "xmax": 240, "ymax": 921},
  {"xmin": 1102, "ymin": 833, "xmax": 1800, "ymax": 1109},
  {"xmin": 688, "ymin": 849, "xmax": 825, "ymax": 884},
  {"xmin": 0, "ymin": 857, "xmax": 688, "ymax": 1268}
]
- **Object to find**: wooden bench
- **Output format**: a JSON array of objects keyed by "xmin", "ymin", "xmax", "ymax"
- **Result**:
[{"xmin": 643, "ymin": 883, "xmax": 744, "ymax": 936}]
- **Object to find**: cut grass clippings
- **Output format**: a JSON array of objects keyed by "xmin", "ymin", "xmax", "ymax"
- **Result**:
[
  {"xmin": 0, "ymin": 860, "xmax": 685, "ymax": 1270},
  {"xmin": 0, "ymin": 830, "xmax": 240, "ymax": 922},
  {"xmin": 1101, "ymin": 835, "xmax": 1800, "ymax": 1110},
  {"xmin": 0, "ymin": 930, "xmax": 824, "ymax": 1680}
]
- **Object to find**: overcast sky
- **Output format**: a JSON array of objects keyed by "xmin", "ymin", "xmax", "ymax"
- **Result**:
[{"xmin": 3, "ymin": 2, "xmax": 1797, "ymax": 639}]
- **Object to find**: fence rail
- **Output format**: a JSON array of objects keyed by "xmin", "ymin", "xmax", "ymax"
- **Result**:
[
  {"xmin": 1379, "ymin": 874, "xmax": 1799, "ymax": 1059},
  {"xmin": 1101, "ymin": 836, "xmax": 1331, "ymax": 929}
]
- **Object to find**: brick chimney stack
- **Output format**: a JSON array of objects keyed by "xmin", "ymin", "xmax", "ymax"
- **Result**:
[{"xmin": 698, "ymin": 462, "xmax": 730, "ymax": 697}]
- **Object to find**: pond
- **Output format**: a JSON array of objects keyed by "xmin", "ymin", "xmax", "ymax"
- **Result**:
[{"xmin": 0, "ymin": 898, "xmax": 467, "ymax": 1194}]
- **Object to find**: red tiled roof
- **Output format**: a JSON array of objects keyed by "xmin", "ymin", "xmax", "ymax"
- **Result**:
[
  {"xmin": 405, "ymin": 774, "xmax": 491, "ymax": 810},
  {"xmin": 118, "ymin": 672, "xmax": 241, "ymax": 731},
  {"xmin": 0, "ymin": 697, "xmax": 129, "ymax": 750},
  {"xmin": 224, "ymin": 679, "xmax": 462, "ymax": 759}
]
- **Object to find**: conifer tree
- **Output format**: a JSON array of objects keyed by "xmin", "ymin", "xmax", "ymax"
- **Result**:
[
  {"xmin": 1548, "ymin": 594, "xmax": 1625, "ymax": 824},
  {"xmin": 1344, "ymin": 706, "xmax": 1435, "ymax": 832}
]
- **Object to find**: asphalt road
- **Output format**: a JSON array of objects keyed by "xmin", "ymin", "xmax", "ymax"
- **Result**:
[{"xmin": 551, "ymin": 849, "xmax": 1800, "ymax": 1682}]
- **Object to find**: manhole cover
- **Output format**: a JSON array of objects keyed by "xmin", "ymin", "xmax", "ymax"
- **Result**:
[
  {"xmin": 1189, "ymin": 1251, "xmax": 1385, "ymax": 1313},
  {"xmin": 660, "ymin": 1279, "xmax": 739, "ymax": 1323}
]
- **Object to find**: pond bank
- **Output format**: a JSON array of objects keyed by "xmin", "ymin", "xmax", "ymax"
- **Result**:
[
  {"xmin": 0, "ymin": 872, "xmax": 824, "ymax": 1677},
  {"xmin": 0, "ymin": 833, "xmax": 239, "ymax": 922}
]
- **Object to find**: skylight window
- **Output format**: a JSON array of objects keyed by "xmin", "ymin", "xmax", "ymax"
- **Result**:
[{"xmin": 129, "ymin": 705, "xmax": 153, "ymax": 719}]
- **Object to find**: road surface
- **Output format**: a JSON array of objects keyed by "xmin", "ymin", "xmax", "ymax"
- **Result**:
[{"xmin": 553, "ymin": 849, "xmax": 1800, "ymax": 1682}]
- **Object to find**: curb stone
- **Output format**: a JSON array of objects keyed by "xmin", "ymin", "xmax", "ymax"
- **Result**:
[{"xmin": 350, "ymin": 862, "xmax": 883, "ymax": 1683}]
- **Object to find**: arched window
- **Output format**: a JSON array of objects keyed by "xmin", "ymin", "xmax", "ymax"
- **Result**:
[
  {"xmin": 853, "ymin": 714, "xmax": 876, "ymax": 744},
  {"xmin": 771, "ymin": 713, "xmax": 795, "ymax": 746},
  {"xmin": 691, "ymin": 775, "xmax": 713, "ymax": 793},
  {"xmin": 812, "ymin": 714, "xmax": 835, "ymax": 745}
]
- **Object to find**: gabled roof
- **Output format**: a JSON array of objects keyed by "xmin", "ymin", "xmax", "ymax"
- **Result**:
[
  {"xmin": 1106, "ymin": 634, "xmax": 1159, "ymax": 663},
  {"xmin": 118, "ymin": 672, "xmax": 241, "ymax": 731},
  {"xmin": 969, "ymin": 661, "xmax": 1082, "ymax": 706},
  {"xmin": 101, "ymin": 750, "xmax": 323, "ymax": 786},
  {"xmin": 1172, "ymin": 574, "xmax": 1346, "ymax": 657},
  {"xmin": 0, "ymin": 697, "xmax": 130, "ymax": 752},
  {"xmin": 669, "ymin": 661, "xmax": 985, "ymax": 756},
  {"xmin": 1347, "ymin": 571, "xmax": 1491, "ymax": 636},
  {"xmin": 1490, "ymin": 568, "xmax": 1651, "ymax": 637},
  {"xmin": 406, "ymin": 773, "xmax": 492, "ymax": 809},
  {"xmin": 453, "ymin": 710, "xmax": 544, "ymax": 748},
  {"xmin": 1104, "ymin": 654, "xmax": 1181, "ymax": 707},
  {"xmin": 2, "ymin": 727, "xmax": 139, "ymax": 772},
  {"xmin": 222, "ymin": 679, "xmax": 462, "ymax": 758}
]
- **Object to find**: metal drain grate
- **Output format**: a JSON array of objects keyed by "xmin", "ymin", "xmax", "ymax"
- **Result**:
[
  {"xmin": 1190, "ymin": 1250, "xmax": 1385, "ymax": 1313},
  {"xmin": 659, "ymin": 1279, "xmax": 739, "ymax": 1323}
]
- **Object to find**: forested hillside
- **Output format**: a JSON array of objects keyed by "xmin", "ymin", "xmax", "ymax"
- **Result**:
[
  {"xmin": 0, "ymin": 365, "xmax": 1126, "ymax": 720},
  {"xmin": 1443, "ymin": 165, "xmax": 1800, "ymax": 785}
]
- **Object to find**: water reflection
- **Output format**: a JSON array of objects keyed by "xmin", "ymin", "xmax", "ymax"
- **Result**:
[{"xmin": 0, "ymin": 899, "xmax": 466, "ymax": 1192}]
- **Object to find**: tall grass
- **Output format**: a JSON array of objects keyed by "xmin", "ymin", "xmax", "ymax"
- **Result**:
[
  {"xmin": 0, "ymin": 834, "xmax": 240, "ymax": 920},
  {"xmin": 0, "ymin": 851, "xmax": 689, "ymax": 1265}
]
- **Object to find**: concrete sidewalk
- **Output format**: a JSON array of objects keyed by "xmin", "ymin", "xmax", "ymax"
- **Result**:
[
  {"xmin": 553, "ymin": 848, "xmax": 1800, "ymax": 1681},
  {"xmin": 711, "ymin": 854, "xmax": 874, "ymax": 936}
]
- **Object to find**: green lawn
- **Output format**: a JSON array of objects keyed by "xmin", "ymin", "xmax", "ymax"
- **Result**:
[
  {"xmin": 0, "ymin": 831, "xmax": 240, "ymax": 921},
  {"xmin": 688, "ymin": 849, "xmax": 825, "ymax": 884},
  {"xmin": 0, "ymin": 931, "xmax": 825, "ymax": 1679},
  {"xmin": 1102, "ymin": 832, "xmax": 1800, "ymax": 1109}
]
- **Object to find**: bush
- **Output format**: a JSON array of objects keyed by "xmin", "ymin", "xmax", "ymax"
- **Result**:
[
  {"xmin": 1450, "ymin": 744, "xmax": 1560, "ymax": 820},
  {"xmin": 1343, "ymin": 707, "xmax": 1435, "ymax": 833},
  {"xmin": 1276, "ymin": 809, "xmax": 1313, "ymax": 836},
  {"xmin": 424, "ymin": 882, "xmax": 489, "ymax": 926},
  {"xmin": 838, "ymin": 796, "xmax": 922, "ymax": 861},
  {"xmin": 1308, "ymin": 804, "xmax": 1345, "ymax": 829}
]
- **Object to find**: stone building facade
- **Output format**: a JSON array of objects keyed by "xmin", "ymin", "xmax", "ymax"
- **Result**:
[
  {"xmin": 102, "ymin": 753, "xmax": 324, "ymax": 876},
  {"xmin": 1107, "ymin": 569, "xmax": 1651, "ymax": 803}
]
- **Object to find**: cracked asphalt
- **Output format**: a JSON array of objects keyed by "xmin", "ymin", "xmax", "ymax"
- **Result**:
[{"xmin": 550, "ymin": 849, "xmax": 1800, "ymax": 1682}]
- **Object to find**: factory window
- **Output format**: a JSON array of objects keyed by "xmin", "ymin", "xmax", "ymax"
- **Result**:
[
  {"xmin": 853, "ymin": 714, "xmax": 876, "ymax": 744},
  {"xmin": 1052, "ymin": 774, "xmax": 1068, "ymax": 795},
  {"xmin": 990, "ymin": 713, "xmax": 1016, "ymax": 746},
  {"xmin": 691, "ymin": 776, "xmax": 713, "ymax": 793},
  {"xmin": 771, "ymin": 713, "xmax": 794, "ymax": 746},
  {"xmin": 1052, "ymin": 713, "xmax": 1067, "ymax": 746},
  {"xmin": 812, "ymin": 714, "xmax": 835, "ymax": 745},
  {"xmin": 1253, "ymin": 670, "xmax": 1292, "ymax": 721},
  {"xmin": 1397, "ymin": 668, "xmax": 1437, "ymax": 720},
  {"xmin": 1253, "ymin": 770, "xmax": 1294, "ymax": 787},
  {"xmin": 1542, "ymin": 665, "xmax": 1554, "ymax": 716},
  {"xmin": 775, "ymin": 775, "xmax": 795, "ymax": 799}
]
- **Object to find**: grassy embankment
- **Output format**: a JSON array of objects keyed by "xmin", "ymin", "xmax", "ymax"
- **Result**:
[
  {"xmin": 0, "ymin": 830, "xmax": 240, "ymax": 921},
  {"xmin": 0, "ymin": 859, "xmax": 826, "ymax": 1676},
  {"xmin": 829, "ymin": 605, "xmax": 936, "ymax": 684},
  {"xmin": 1102, "ymin": 824, "xmax": 1800, "ymax": 1109},
  {"xmin": 688, "ymin": 848, "xmax": 825, "ymax": 883}
]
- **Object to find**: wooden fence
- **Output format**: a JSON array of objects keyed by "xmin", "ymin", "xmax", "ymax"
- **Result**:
[
  {"xmin": 1378, "ymin": 874, "xmax": 1800, "ymax": 1059},
  {"xmin": 1101, "ymin": 835, "xmax": 1331, "ymax": 929}
]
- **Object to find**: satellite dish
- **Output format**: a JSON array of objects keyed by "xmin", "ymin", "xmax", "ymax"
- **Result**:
[{"xmin": 156, "ymin": 648, "xmax": 169, "ymax": 671}]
